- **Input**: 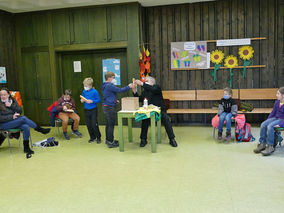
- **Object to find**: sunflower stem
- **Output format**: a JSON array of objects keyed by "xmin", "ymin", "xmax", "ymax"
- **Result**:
[
  {"xmin": 228, "ymin": 68, "xmax": 234, "ymax": 88},
  {"xmin": 211, "ymin": 64, "xmax": 221, "ymax": 82},
  {"xmin": 241, "ymin": 60, "xmax": 251, "ymax": 78}
]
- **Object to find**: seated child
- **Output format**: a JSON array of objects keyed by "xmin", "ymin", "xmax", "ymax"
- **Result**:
[
  {"xmin": 56, "ymin": 89, "xmax": 82, "ymax": 140},
  {"xmin": 254, "ymin": 87, "xmax": 284, "ymax": 156},
  {"xmin": 217, "ymin": 87, "xmax": 238, "ymax": 141}
]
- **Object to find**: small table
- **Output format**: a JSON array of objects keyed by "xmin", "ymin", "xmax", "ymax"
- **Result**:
[{"xmin": 117, "ymin": 110, "xmax": 161, "ymax": 153}]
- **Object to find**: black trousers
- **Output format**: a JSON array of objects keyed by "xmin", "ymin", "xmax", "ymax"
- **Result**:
[
  {"xmin": 85, "ymin": 108, "xmax": 101, "ymax": 140},
  {"xmin": 140, "ymin": 110, "xmax": 175, "ymax": 140},
  {"xmin": 102, "ymin": 105, "xmax": 116, "ymax": 142}
]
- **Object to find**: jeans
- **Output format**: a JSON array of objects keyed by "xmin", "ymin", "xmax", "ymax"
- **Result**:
[
  {"xmin": 0, "ymin": 116, "xmax": 37, "ymax": 141},
  {"xmin": 85, "ymin": 108, "xmax": 101, "ymax": 140},
  {"xmin": 218, "ymin": 112, "xmax": 232, "ymax": 132},
  {"xmin": 102, "ymin": 105, "xmax": 116, "ymax": 142},
  {"xmin": 140, "ymin": 111, "xmax": 175, "ymax": 140},
  {"xmin": 259, "ymin": 118, "xmax": 283, "ymax": 145}
]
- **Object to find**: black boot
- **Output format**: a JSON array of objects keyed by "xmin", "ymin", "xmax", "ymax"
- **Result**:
[
  {"xmin": 140, "ymin": 139, "xmax": 148, "ymax": 147},
  {"xmin": 35, "ymin": 126, "xmax": 51, "ymax": 134},
  {"xmin": 169, "ymin": 138, "xmax": 178, "ymax": 147},
  {"xmin": 23, "ymin": 140, "xmax": 34, "ymax": 154}
]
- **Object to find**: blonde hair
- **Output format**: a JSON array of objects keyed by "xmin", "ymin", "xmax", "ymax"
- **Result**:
[
  {"xmin": 83, "ymin": 77, "xmax": 93, "ymax": 86},
  {"xmin": 105, "ymin": 71, "xmax": 115, "ymax": 81},
  {"xmin": 224, "ymin": 87, "xmax": 232, "ymax": 95}
]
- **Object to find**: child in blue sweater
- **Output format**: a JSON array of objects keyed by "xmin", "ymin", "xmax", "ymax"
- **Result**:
[
  {"xmin": 254, "ymin": 87, "xmax": 284, "ymax": 156},
  {"xmin": 101, "ymin": 71, "xmax": 133, "ymax": 148},
  {"xmin": 81, "ymin": 77, "xmax": 101, "ymax": 143}
]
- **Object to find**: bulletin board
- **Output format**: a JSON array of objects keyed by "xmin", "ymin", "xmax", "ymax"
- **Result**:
[{"xmin": 171, "ymin": 41, "xmax": 208, "ymax": 70}]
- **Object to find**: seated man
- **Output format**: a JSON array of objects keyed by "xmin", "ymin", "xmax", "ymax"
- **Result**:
[
  {"xmin": 56, "ymin": 89, "xmax": 82, "ymax": 140},
  {"xmin": 133, "ymin": 76, "xmax": 178, "ymax": 147}
]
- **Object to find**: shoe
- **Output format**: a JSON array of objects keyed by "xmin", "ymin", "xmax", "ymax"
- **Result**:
[
  {"xmin": 224, "ymin": 131, "xmax": 231, "ymax": 141},
  {"xmin": 35, "ymin": 126, "xmax": 51, "ymax": 134},
  {"xmin": 23, "ymin": 140, "xmax": 34, "ymax": 155},
  {"xmin": 72, "ymin": 130, "xmax": 82, "ymax": 137},
  {"xmin": 261, "ymin": 144, "xmax": 275, "ymax": 156},
  {"xmin": 217, "ymin": 131, "xmax": 222, "ymax": 140},
  {"xmin": 169, "ymin": 138, "xmax": 178, "ymax": 147},
  {"xmin": 106, "ymin": 140, "xmax": 119, "ymax": 148},
  {"xmin": 88, "ymin": 139, "xmax": 95, "ymax": 143},
  {"xmin": 63, "ymin": 132, "xmax": 70, "ymax": 140},
  {"xmin": 253, "ymin": 143, "xmax": 266, "ymax": 153},
  {"xmin": 96, "ymin": 138, "xmax": 101, "ymax": 144},
  {"xmin": 140, "ymin": 139, "xmax": 147, "ymax": 147}
]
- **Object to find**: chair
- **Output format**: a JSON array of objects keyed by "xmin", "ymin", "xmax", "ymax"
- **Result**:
[
  {"xmin": 55, "ymin": 118, "xmax": 74, "ymax": 137},
  {"xmin": 0, "ymin": 129, "xmax": 33, "ymax": 154},
  {"xmin": 274, "ymin": 127, "xmax": 284, "ymax": 147},
  {"xmin": 213, "ymin": 118, "xmax": 237, "ymax": 142},
  {"xmin": 47, "ymin": 101, "xmax": 75, "ymax": 137}
]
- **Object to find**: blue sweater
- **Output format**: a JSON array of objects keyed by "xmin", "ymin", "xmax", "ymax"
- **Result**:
[
  {"xmin": 268, "ymin": 100, "xmax": 284, "ymax": 127},
  {"xmin": 82, "ymin": 88, "xmax": 101, "ymax": 109},
  {"xmin": 101, "ymin": 82, "xmax": 130, "ymax": 107}
]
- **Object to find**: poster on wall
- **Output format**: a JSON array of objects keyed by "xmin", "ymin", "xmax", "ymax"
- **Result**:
[
  {"xmin": 102, "ymin": 59, "xmax": 120, "ymax": 85},
  {"xmin": 171, "ymin": 41, "xmax": 208, "ymax": 69},
  {"xmin": 73, "ymin": 61, "xmax": 82, "ymax": 72},
  {"xmin": 0, "ymin": 67, "xmax": 7, "ymax": 83}
]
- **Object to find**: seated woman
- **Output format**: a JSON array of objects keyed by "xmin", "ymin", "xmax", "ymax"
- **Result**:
[{"xmin": 0, "ymin": 88, "xmax": 50, "ymax": 155}]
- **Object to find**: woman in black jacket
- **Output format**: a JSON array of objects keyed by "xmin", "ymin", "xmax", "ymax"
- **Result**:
[{"xmin": 0, "ymin": 88, "xmax": 50, "ymax": 155}]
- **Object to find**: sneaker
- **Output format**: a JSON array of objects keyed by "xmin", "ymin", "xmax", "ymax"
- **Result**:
[
  {"xmin": 253, "ymin": 143, "xmax": 266, "ymax": 153},
  {"xmin": 88, "ymin": 139, "xmax": 95, "ymax": 143},
  {"xmin": 63, "ymin": 132, "xmax": 70, "ymax": 140},
  {"xmin": 96, "ymin": 138, "xmax": 101, "ymax": 144},
  {"xmin": 217, "ymin": 131, "xmax": 222, "ymax": 140},
  {"xmin": 140, "ymin": 139, "xmax": 148, "ymax": 147},
  {"xmin": 72, "ymin": 130, "xmax": 82, "ymax": 137},
  {"xmin": 224, "ymin": 131, "xmax": 231, "ymax": 141},
  {"xmin": 169, "ymin": 138, "xmax": 178, "ymax": 147},
  {"xmin": 106, "ymin": 140, "xmax": 119, "ymax": 148},
  {"xmin": 261, "ymin": 144, "xmax": 275, "ymax": 156}
]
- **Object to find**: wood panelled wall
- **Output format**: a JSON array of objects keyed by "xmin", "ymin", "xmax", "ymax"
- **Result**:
[
  {"xmin": 14, "ymin": 3, "xmax": 140, "ymax": 124},
  {"xmin": 0, "ymin": 11, "xmax": 17, "ymax": 90},
  {"xmin": 145, "ymin": 0, "xmax": 284, "ymax": 124}
]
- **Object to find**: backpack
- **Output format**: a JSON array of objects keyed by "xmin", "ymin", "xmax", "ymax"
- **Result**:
[{"xmin": 235, "ymin": 123, "xmax": 255, "ymax": 142}]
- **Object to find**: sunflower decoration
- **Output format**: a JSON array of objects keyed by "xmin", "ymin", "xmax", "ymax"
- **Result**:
[
  {"xmin": 224, "ymin": 55, "xmax": 238, "ymax": 88},
  {"xmin": 210, "ymin": 50, "xmax": 224, "ymax": 82},
  {"xmin": 239, "ymin": 46, "xmax": 254, "ymax": 78}
]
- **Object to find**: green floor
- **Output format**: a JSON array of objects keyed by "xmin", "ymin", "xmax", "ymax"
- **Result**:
[{"xmin": 0, "ymin": 126, "xmax": 284, "ymax": 213}]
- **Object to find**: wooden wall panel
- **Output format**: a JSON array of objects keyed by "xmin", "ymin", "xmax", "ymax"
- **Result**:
[
  {"xmin": 0, "ymin": 11, "xmax": 18, "ymax": 90},
  {"xmin": 145, "ymin": 0, "xmax": 284, "ymax": 124}
]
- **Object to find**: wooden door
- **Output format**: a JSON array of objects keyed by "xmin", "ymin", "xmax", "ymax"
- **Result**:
[
  {"xmin": 60, "ymin": 49, "xmax": 127, "ymax": 125},
  {"xmin": 21, "ymin": 52, "xmax": 52, "ymax": 124}
]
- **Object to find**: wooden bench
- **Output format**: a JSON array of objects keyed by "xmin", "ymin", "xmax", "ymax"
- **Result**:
[{"xmin": 162, "ymin": 88, "xmax": 278, "ymax": 115}]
